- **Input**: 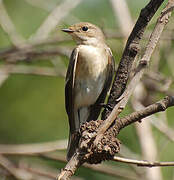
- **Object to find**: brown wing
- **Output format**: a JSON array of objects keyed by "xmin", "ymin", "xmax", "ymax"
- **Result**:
[
  {"xmin": 87, "ymin": 48, "xmax": 115, "ymax": 122},
  {"xmin": 65, "ymin": 48, "xmax": 79, "ymax": 133}
]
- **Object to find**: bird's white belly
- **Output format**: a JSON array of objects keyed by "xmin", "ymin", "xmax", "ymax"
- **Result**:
[
  {"xmin": 74, "ymin": 45, "xmax": 108, "ymax": 109},
  {"xmin": 75, "ymin": 76, "xmax": 105, "ymax": 107}
]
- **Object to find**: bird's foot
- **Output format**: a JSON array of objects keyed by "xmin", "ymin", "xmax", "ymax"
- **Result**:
[{"xmin": 99, "ymin": 103, "xmax": 113, "ymax": 111}]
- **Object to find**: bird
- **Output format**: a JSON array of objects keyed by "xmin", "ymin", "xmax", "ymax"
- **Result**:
[{"xmin": 62, "ymin": 22, "xmax": 115, "ymax": 161}]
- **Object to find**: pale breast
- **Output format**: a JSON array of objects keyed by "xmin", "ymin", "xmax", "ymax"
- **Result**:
[
  {"xmin": 74, "ymin": 45, "xmax": 109, "ymax": 108},
  {"xmin": 76, "ymin": 45, "xmax": 108, "ymax": 78}
]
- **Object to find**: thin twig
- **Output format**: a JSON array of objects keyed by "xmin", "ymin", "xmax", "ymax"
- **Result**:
[
  {"xmin": 0, "ymin": 155, "xmax": 32, "ymax": 180},
  {"xmin": 23, "ymin": 165, "xmax": 82, "ymax": 180},
  {"xmin": 0, "ymin": 64, "xmax": 66, "ymax": 78},
  {"xmin": 0, "ymin": 1, "xmax": 27, "ymax": 48},
  {"xmin": 0, "ymin": 140, "xmax": 67, "ymax": 154},
  {"xmin": 150, "ymin": 117, "xmax": 174, "ymax": 142},
  {"xmin": 41, "ymin": 153, "xmax": 140, "ymax": 180},
  {"xmin": 132, "ymin": 94, "xmax": 162, "ymax": 180},
  {"xmin": 0, "ymin": 46, "xmax": 70, "ymax": 62},
  {"xmin": 24, "ymin": 0, "xmax": 55, "ymax": 11},
  {"xmin": 29, "ymin": 0, "xmax": 82, "ymax": 43},
  {"xmin": 110, "ymin": 0, "xmax": 133, "ymax": 38},
  {"xmin": 113, "ymin": 156, "xmax": 174, "ymax": 167}
]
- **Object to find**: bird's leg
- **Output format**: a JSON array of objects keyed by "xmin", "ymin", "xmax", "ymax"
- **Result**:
[
  {"xmin": 99, "ymin": 103, "xmax": 113, "ymax": 111},
  {"xmin": 99, "ymin": 96, "xmax": 124, "ymax": 111}
]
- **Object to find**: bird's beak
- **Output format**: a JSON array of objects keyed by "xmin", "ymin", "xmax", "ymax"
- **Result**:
[{"xmin": 62, "ymin": 28, "xmax": 74, "ymax": 33}]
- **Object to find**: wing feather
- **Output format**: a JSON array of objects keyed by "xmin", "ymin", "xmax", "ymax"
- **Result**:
[{"xmin": 65, "ymin": 48, "xmax": 79, "ymax": 133}]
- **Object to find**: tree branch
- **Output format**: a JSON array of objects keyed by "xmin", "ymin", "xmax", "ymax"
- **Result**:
[
  {"xmin": 0, "ymin": 64, "xmax": 66, "ymax": 78},
  {"xmin": 0, "ymin": 155, "xmax": 32, "ymax": 180},
  {"xmin": 0, "ymin": 140, "xmax": 67, "ymax": 155},
  {"xmin": 29, "ymin": 0, "xmax": 82, "ymax": 43},
  {"xmin": 0, "ymin": 46, "xmax": 70, "ymax": 62},
  {"xmin": 117, "ymin": 96, "xmax": 174, "ymax": 130}
]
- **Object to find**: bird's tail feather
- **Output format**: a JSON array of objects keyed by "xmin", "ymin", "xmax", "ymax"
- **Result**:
[{"xmin": 67, "ymin": 132, "xmax": 80, "ymax": 161}]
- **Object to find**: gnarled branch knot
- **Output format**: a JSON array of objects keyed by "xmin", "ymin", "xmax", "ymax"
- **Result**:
[{"xmin": 79, "ymin": 120, "xmax": 120, "ymax": 164}]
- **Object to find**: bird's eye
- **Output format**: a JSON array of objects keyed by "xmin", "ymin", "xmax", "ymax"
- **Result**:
[{"xmin": 82, "ymin": 26, "xmax": 88, "ymax": 31}]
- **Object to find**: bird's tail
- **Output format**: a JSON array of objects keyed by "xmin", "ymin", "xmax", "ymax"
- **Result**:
[{"xmin": 67, "ymin": 132, "xmax": 80, "ymax": 161}]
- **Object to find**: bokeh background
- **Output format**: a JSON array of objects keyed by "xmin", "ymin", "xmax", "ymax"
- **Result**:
[{"xmin": 0, "ymin": 0, "xmax": 174, "ymax": 179}]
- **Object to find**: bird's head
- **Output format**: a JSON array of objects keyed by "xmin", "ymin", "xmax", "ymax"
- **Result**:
[{"xmin": 62, "ymin": 22, "xmax": 105, "ymax": 46}]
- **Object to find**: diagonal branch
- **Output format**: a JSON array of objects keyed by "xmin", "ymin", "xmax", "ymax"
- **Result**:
[
  {"xmin": 102, "ymin": 0, "xmax": 165, "ymax": 119},
  {"xmin": 0, "ymin": 1, "xmax": 27, "ymax": 48},
  {"xmin": 0, "ymin": 155, "xmax": 32, "ymax": 180},
  {"xmin": 29, "ymin": 0, "xmax": 82, "ymax": 43},
  {"xmin": 96, "ymin": 0, "xmax": 174, "ymax": 145}
]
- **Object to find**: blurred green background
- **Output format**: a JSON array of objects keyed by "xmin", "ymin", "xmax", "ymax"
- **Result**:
[{"xmin": 0, "ymin": 0, "xmax": 173, "ymax": 180}]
